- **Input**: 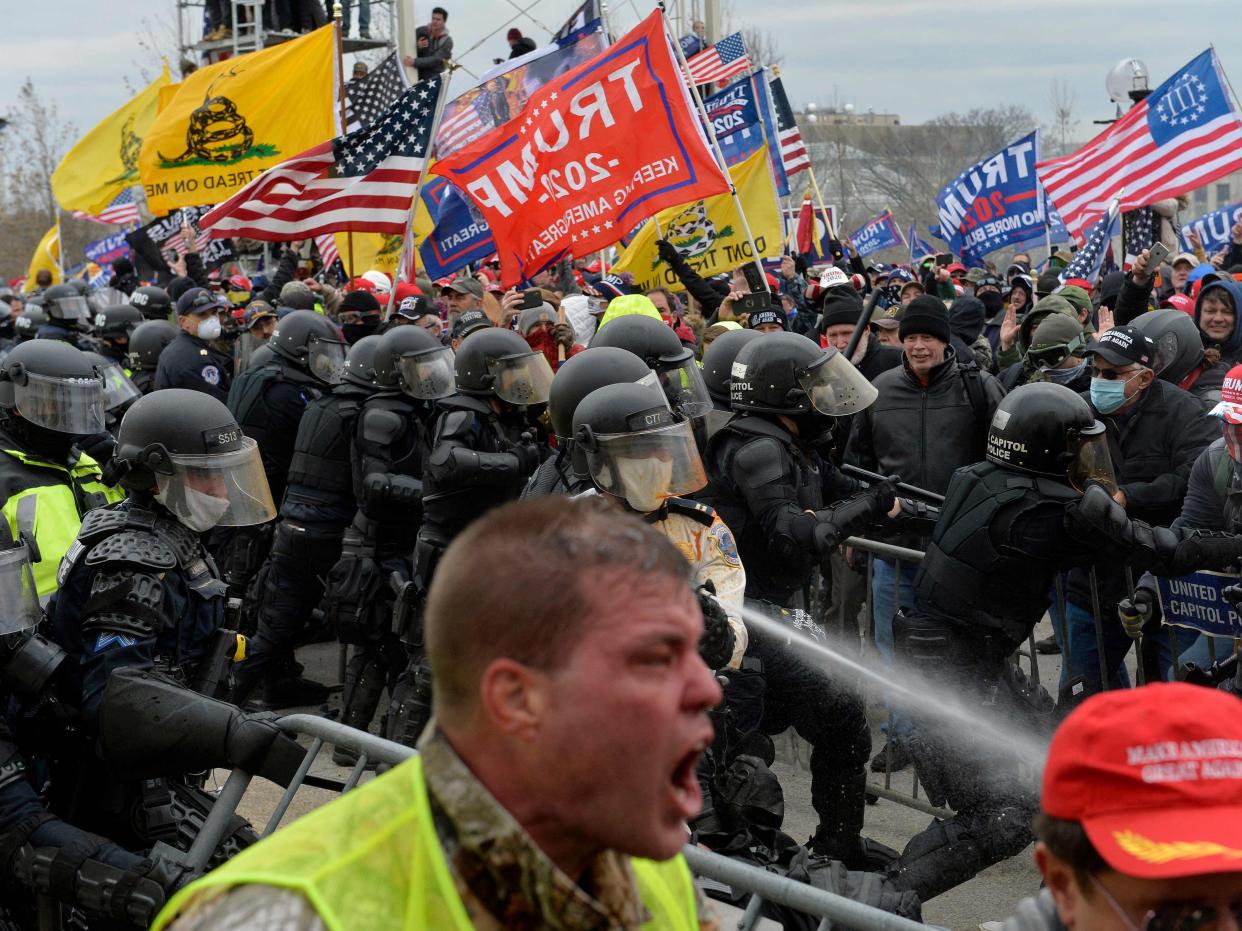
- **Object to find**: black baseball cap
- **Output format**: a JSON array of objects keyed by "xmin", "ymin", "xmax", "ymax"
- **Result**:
[{"xmin": 1082, "ymin": 325, "xmax": 1155, "ymax": 368}]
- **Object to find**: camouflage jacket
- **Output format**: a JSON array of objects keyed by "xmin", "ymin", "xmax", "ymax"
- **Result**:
[{"xmin": 168, "ymin": 726, "xmax": 717, "ymax": 930}]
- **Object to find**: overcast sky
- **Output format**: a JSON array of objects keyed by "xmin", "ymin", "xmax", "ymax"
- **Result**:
[{"xmin": 7, "ymin": 0, "xmax": 1242, "ymax": 146}]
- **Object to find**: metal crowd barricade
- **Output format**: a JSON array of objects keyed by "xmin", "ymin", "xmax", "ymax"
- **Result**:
[{"xmin": 187, "ymin": 716, "xmax": 923, "ymax": 931}]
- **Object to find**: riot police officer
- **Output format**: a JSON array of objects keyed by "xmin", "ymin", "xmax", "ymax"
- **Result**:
[
  {"xmin": 0, "ymin": 535, "xmax": 175, "ymax": 928},
  {"xmin": 231, "ymin": 336, "xmax": 386, "ymax": 709},
  {"xmin": 700, "ymin": 327, "xmax": 761, "ymax": 439},
  {"xmin": 154, "ymin": 288, "xmax": 234, "ymax": 401},
  {"xmin": 330, "ymin": 326, "xmax": 454, "ymax": 755},
  {"xmin": 589, "ymin": 312, "xmax": 714, "ymax": 419},
  {"xmin": 522, "ymin": 346, "xmax": 652, "ymax": 498},
  {"xmin": 128, "ymin": 285, "xmax": 173, "ymax": 323},
  {"xmin": 94, "ymin": 304, "xmax": 145, "ymax": 367},
  {"xmin": 126, "ymin": 321, "xmax": 179, "ymax": 395},
  {"xmin": 384, "ymin": 328, "xmax": 548, "ymax": 750},
  {"xmin": 46, "ymin": 389, "xmax": 278, "ymax": 859},
  {"xmin": 12, "ymin": 307, "xmax": 47, "ymax": 346},
  {"xmin": 35, "ymin": 284, "xmax": 92, "ymax": 347},
  {"xmin": 0, "ymin": 341, "xmax": 124, "ymax": 599},
  {"xmin": 700, "ymin": 331, "xmax": 900, "ymax": 867},
  {"xmin": 888, "ymin": 381, "xmax": 1242, "ymax": 901}
]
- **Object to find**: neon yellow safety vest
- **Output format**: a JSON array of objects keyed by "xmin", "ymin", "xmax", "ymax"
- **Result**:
[
  {"xmin": 154, "ymin": 756, "xmax": 699, "ymax": 931},
  {"xmin": 0, "ymin": 448, "xmax": 124, "ymax": 598}
]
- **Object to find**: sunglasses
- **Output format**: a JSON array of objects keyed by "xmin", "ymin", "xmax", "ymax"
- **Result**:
[{"xmin": 1092, "ymin": 876, "xmax": 1242, "ymax": 931}]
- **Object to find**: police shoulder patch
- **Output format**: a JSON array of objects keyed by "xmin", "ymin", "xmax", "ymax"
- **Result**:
[
  {"xmin": 201, "ymin": 365, "xmax": 220, "ymax": 385},
  {"xmin": 708, "ymin": 519, "xmax": 742, "ymax": 568}
]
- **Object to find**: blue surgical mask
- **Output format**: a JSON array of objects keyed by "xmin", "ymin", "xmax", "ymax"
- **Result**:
[
  {"xmin": 1045, "ymin": 361, "xmax": 1086, "ymax": 385},
  {"xmin": 1090, "ymin": 373, "xmax": 1138, "ymax": 413}
]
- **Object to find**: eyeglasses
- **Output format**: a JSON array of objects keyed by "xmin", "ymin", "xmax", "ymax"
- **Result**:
[
  {"xmin": 1091, "ymin": 875, "xmax": 1242, "ymax": 931},
  {"xmin": 1090, "ymin": 365, "xmax": 1140, "ymax": 381}
]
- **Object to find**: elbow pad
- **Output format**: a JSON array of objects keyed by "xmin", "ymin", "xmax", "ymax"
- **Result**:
[{"xmin": 362, "ymin": 472, "xmax": 423, "ymax": 507}]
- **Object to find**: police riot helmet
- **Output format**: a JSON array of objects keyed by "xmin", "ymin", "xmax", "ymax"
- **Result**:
[
  {"xmin": 701, "ymin": 328, "xmax": 762, "ymax": 404},
  {"xmin": 40, "ymin": 283, "xmax": 91, "ymax": 324},
  {"xmin": 454, "ymin": 327, "xmax": 554, "ymax": 404},
  {"xmin": 129, "ymin": 286, "xmax": 173, "ymax": 321},
  {"xmin": 548, "ymin": 347, "xmax": 653, "ymax": 440},
  {"xmin": 0, "ymin": 341, "xmax": 105, "ymax": 435},
  {"xmin": 67, "ymin": 279, "xmax": 90, "ymax": 297},
  {"xmin": 126, "ymin": 320, "xmax": 179, "ymax": 372},
  {"xmin": 80, "ymin": 351, "xmax": 142, "ymax": 414},
  {"xmin": 572, "ymin": 382, "xmax": 707, "ymax": 513},
  {"xmin": 94, "ymin": 304, "xmax": 144, "ymax": 341},
  {"xmin": 374, "ymin": 325, "xmax": 456, "ymax": 399},
  {"xmin": 13, "ymin": 307, "xmax": 47, "ymax": 343},
  {"xmin": 589, "ymin": 314, "xmax": 711, "ymax": 418},
  {"xmin": 341, "ymin": 334, "xmax": 385, "ymax": 389},
  {"xmin": 112, "ymin": 389, "xmax": 277, "ymax": 531},
  {"xmin": 1132, "ymin": 308, "xmax": 1205, "ymax": 387},
  {"xmin": 985, "ymin": 382, "xmax": 1116, "ymax": 494},
  {"xmin": 268, "ymin": 310, "xmax": 347, "ymax": 385},
  {"xmin": 730, "ymin": 332, "xmax": 877, "ymax": 416}
]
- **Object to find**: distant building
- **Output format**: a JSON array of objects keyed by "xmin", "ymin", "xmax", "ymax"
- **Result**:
[{"xmin": 800, "ymin": 103, "xmax": 900, "ymax": 126}]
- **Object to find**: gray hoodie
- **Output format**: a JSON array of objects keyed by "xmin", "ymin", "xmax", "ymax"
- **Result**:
[{"xmin": 1002, "ymin": 890, "xmax": 1066, "ymax": 931}]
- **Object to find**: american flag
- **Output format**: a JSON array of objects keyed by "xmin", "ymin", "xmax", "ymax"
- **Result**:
[
  {"xmin": 1121, "ymin": 207, "xmax": 1154, "ymax": 264},
  {"xmin": 768, "ymin": 74, "xmax": 809, "ymax": 177},
  {"xmin": 345, "ymin": 53, "xmax": 409, "ymax": 133},
  {"xmin": 315, "ymin": 234, "xmax": 340, "ymax": 268},
  {"xmin": 554, "ymin": 0, "xmax": 601, "ymax": 43},
  {"xmin": 201, "ymin": 76, "xmax": 444, "ymax": 240},
  {"xmin": 1037, "ymin": 48, "xmax": 1242, "ymax": 241},
  {"xmin": 684, "ymin": 33, "xmax": 751, "ymax": 86},
  {"xmin": 72, "ymin": 187, "xmax": 141, "ymax": 227},
  {"xmin": 436, "ymin": 88, "xmax": 499, "ymax": 157},
  {"xmin": 1061, "ymin": 198, "xmax": 1121, "ymax": 285}
]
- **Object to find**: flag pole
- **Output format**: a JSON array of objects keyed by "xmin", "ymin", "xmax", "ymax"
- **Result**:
[
  {"xmin": 333, "ymin": 3, "xmax": 355, "ymax": 279},
  {"xmin": 54, "ymin": 208, "xmax": 64, "ymax": 279},
  {"xmin": 805, "ymin": 162, "xmax": 837, "ymax": 244},
  {"xmin": 657, "ymin": 1, "xmax": 765, "ymax": 289},
  {"xmin": 386, "ymin": 71, "xmax": 455, "ymax": 318}
]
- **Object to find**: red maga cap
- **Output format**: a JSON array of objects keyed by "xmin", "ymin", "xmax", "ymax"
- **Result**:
[
  {"xmin": 1042, "ymin": 683, "xmax": 1242, "ymax": 879},
  {"xmin": 1209, "ymin": 363, "xmax": 1242, "ymax": 425}
]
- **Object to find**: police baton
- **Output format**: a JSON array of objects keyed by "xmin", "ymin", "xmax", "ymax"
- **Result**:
[
  {"xmin": 841, "ymin": 464, "xmax": 945, "ymax": 505},
  {"xmin": 842, "ymin": 285, "xmax": 883, "ymax": 361}
]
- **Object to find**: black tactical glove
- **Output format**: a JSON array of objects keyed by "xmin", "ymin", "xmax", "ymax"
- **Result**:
[
  {"xmin": 1117, "ymin": 588, "xmax": 1157, "ymax": 640},
  {"xmin": 696, "ymin": 581, "xmax": 735, "ymax": 670},
  {"xmin": 811, "ymin": 486, "xmax": 890, "ymax": 555},
  {"xmin": 868, "ymin": 475, "xmax": 899, "ymax": 516},
  {"xmin": 512, "ymin": 442, "xmax": 542, "ymax": 476},
  {"xmin": 225, "ymin": 713, "xmax": 306, "ymax": 786},
  {"xmin": 656, "ymin": 239, "xmax": 681, "ymax": 265}
]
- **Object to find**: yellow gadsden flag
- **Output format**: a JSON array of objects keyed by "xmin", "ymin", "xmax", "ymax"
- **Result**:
[
  {"xmin": 612, "ymin": 147, "xmax": 783, "ymax": 293},
  {"xmin": 334, "ymin": 232, "xmax": 404, "ymax": 278},
  {"xmin": 22, "ymin": 227, "xmax": 61, "ymax": 293},
  {"xmin": 52, "ymin": 67, "xmax": 170, "ymax": 215},
  {"xmin": 139, "ymin": 25, "xmax": 336, "ymax": 215}
]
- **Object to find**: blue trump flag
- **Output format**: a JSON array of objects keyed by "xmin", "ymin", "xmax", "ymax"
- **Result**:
[
  {"xmin": 701, "ymin": 81, "xmax": 765, "ymax": 168},
  {"xmin": 908, "ymin": 223, "xmax": 936, "ymax": 262},
  {"xmin": 752, "ymin": 69, "xmax": 790, "ymax": 197},
  {"xmin": 849, "ymin": 209, "xmax": 904, "ymax": 258},
  {"xmin": 418, "ymin": 177, "xmax": 496, "ymax": 279},
  {"xmin": 936, "ymin": 130, "xmax": 1050, "ymax": 264},
  {"xmin": 1181, "ymin": 200, "xmax": 1242, "ymax": 254}
]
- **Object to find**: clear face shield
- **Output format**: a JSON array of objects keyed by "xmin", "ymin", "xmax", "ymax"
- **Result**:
[
  {"xmin": 13, "ymin": 371, "xmax": 106, "ymax": 435},
  {"xmin": 154, "ymin": 437, "xmax": 277, "ymax": 533},
  {"xmin": 97, "ymin": 360, "xmax": 142, "ymax": 412},
  {"xmin": 307, "ymin": 336, "xmax": 347, "ymax": 385},
  {"xmin": 90, "ymin": 289, "xmax": 128, "ymax": 315},
  {"xmin": 0, "ymin": 542, "xmax": 41, "ymax": 637},
  {"xmin": 798, "ymin": 349, "xmax": 878, "ymax": 416},
  {"xmin": 653, "ymin": 355, "xmax": 712, "ymax": 419},
  {"xmin": 1066, "ymin": 426, "xmax": 1118, "ymax": 496},
  {"xmin": 397, "ymin": 346, "xmax": 456, "ymax": 400},
  {"xmin": 50, "ymin": 294, "xmax": 91, "ymax": 322},
  {"xmin": 586, "ymin": 420, "xmax": 708, "ymax": 513},
  {"xmin": 488, "ymin": 350, "xmax": 555, "ymax": 405}
]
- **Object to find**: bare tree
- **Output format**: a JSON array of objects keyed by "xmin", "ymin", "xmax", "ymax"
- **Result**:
[
  {"xmin": 1049, "ymin": 79, "xmax": 1077, "ymax": 156},
  {"xmin": 738, "ymin": 26, "xmax": 782, "ymax": 70},
  {"xmin": 805, "ymin": 105, "xmax": 1037, "ymax": 262}
]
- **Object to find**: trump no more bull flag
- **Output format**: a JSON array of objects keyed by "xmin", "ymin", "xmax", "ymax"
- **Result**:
[
  {"xmin": 139, "ymin": 25, "xmax": 336, "ymax": 215},
  {"xmin": 935, "ymin": 130, "xmax": 1050, "ymax": 264},
  {"xmin": 431, "ymin": 10, "xmax": 730, "ymax": 287},
  {"xmin": 610, "ymin": 147, "xmax": 782, "ymax": 293},
  {"xmin": 1181, "ymin": 200, "xmax": 1242, "ymax": 254}
]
